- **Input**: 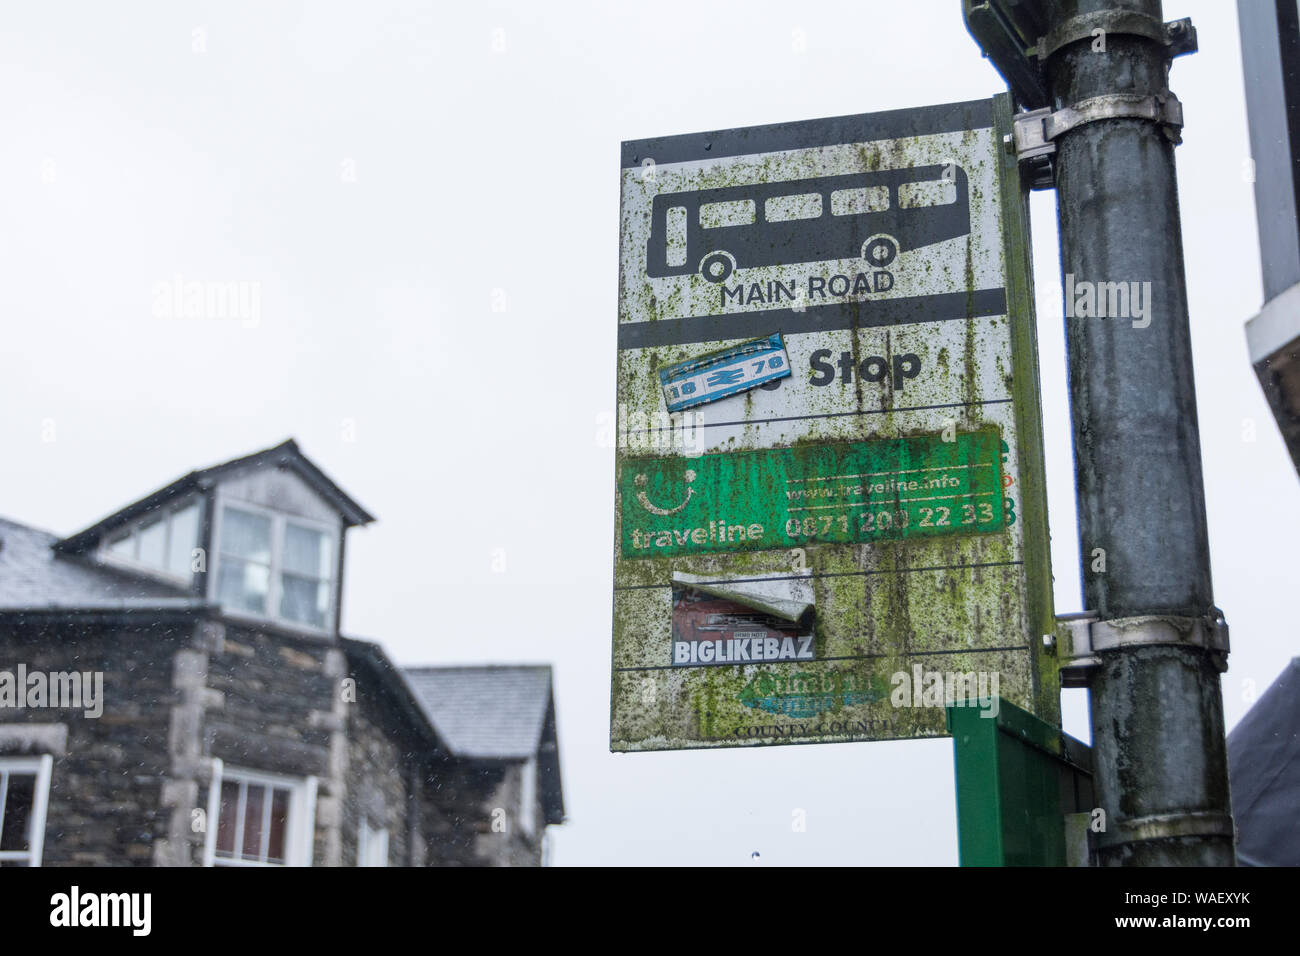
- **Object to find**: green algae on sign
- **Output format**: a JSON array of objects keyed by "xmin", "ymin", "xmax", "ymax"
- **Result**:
[
  {"xmin": 612, "ymin": 95, "xmax": 1058, "ymax": 752},
  {"xmin": 621, "ymin": 429, "xmax": 1004, "ymax": 558}
]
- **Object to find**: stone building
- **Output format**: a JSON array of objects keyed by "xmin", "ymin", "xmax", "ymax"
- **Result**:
[{"xmin": 0, "ymin": 440, "xmax": 563, "ymax": 866}]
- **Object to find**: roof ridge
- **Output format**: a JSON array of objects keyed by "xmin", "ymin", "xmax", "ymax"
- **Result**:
[
  {"xmin": 54, "ymin": 438, "xmax": 374, "ymax": 554},
  {"xmin": 400, "ymin": 665, "xmax": 555, "ymax": 761}
]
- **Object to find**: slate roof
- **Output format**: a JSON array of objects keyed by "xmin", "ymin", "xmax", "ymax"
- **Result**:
[
  {"xmin": 1227, "ymin": 657, "xmax": 1300, "ymax": 866},
  {"xmin": 0, "ymin": 516, "xmax": 201, "ymax": 611},
  {"xmin": 403, "ymin": 665, "xmax": 554, "ymax": 760},
  {"xmin": 404, "ymin": 664, "xmax": 564, "ymax": 824}
]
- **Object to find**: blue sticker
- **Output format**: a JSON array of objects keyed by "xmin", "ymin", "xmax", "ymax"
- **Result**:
[{"xmin": 659, "ymin": 334, "xmax": 791, "ymax": 412}]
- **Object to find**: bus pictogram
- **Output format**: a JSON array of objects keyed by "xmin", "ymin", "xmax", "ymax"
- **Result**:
[{"xmin": 645, "ymin": 164, "xmax": 970, "ymax": 284}]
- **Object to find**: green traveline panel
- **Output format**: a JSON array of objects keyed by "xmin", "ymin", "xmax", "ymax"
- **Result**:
[{"xmin": 620, "ymin": 429, "xmax": 1006, "ymax": 558}]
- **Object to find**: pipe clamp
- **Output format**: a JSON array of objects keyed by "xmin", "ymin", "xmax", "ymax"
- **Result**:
[
  {"xmin": 1096, "ymin": 811, "xmax": 1235, "ymax": 850},
  {"xmin": 1038, "ymin": 12, "xmax": 1197, "ymax": 62},
  {"xmin": 1056, "ymin": 607, "xmax": 1229, "ymax": 687}
]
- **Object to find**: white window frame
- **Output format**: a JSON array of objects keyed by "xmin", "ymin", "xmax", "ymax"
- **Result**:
[
  {"xmin": 100, "ymin": 496, "xmax": 203, "ymax": 586},
  {"xmin": 519, "ymin": 756, "xmax": 537, "ymax": 837},
  {"xmin": 0, "ymin": 755, "xmax": 53, "ymax": 867},
  {"xmin": 202, "ymin": 760, "xmax": 317, "ymax": 867},
  {"xmin": 209, "ymin": 495, "xmax": 339, "ymax": 635},
  {"xmin": 357, "ymin": 816, "xmax": 389, "ymax": 867}
]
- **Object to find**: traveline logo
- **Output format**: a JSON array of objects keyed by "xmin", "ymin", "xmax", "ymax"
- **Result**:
[{"xmin": 50, "ymin": 886, "xmax": 151, "ymax": 936}]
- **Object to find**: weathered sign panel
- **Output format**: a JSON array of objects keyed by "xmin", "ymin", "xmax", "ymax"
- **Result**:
[{"xmin": 612, "ymin": 94, "xmax": 1056, "ymax": 751}]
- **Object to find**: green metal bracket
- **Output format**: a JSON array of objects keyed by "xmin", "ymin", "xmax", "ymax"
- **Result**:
[{"xmin": 947, "ymin": 696, "xmax": 1095, "ymax": 866}]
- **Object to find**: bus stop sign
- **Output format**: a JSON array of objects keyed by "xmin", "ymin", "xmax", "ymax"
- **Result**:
[{"xmin": 612, "ymin": 94, "xmax": 1056, "ymax": 752}]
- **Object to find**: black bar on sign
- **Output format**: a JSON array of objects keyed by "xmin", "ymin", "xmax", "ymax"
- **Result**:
[
  {"xmin": 617, "ymin": 287, "xmax": 1009, "ymax": 350},
  {"xmin": 621, "ymin": 99, "xmax": 994, "ymax": 167}
]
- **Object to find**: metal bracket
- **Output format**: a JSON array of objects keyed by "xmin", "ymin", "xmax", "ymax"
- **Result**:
[
  {"xmin": 1013, "ymin": 92, "xmax": 1185, "ymax": 152},
  {"xmin": 1005, "ymin": 111, "xmax": 1056, "ymax": 190},
  {"xmin": 1055, "ymin": 607, "xmax": 1230, "ymax": 687},
  {"xmin": 1038, "ymin": 12, "xmax": 1197, "ymax": 61},
  {"xmin": 1096, "ymin": 810, "xmax": 1235, "ymax": 850},
  {"xmin": 1007, "ymin": 91, "xmax": 1185, "ymax": 189}
]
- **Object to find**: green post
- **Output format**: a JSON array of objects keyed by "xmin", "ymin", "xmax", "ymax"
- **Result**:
[{"xmin": 947, "ymin": 697, "xmax": 1094, "ymax": 866}]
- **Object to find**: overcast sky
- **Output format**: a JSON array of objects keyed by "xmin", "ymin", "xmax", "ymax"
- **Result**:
[{"xmin": 0, "ymin": 0, "xmax": 1288, "ymax": 865}]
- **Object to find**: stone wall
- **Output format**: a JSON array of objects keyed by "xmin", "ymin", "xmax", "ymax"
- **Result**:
[
  {"xmin": 342, "ymin": 682, "xmax": 417, "ymax": 866},
  {"xmin": 0, "ymin": 612, "xmax": 550, "ymax": 867},
  {"xmin": 419, "ymin": 758, "xmax": 543, "ymax": 866},
  {"xmin": 0, "ymin": 616, "xmax": 190, "ymax": 866},
  {"xmin": 198, "ymin": 620, "xmax": 342, "ymax": 865}
]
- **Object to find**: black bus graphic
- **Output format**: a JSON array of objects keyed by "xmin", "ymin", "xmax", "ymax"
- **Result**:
[{"xmin": 646, "ymin": 164, "xmax": 970, "ymax": 284}]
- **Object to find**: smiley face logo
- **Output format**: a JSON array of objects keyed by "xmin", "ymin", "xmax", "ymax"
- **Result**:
[{"xmin": 634, "ymin": 469, "xmax": 696, "ymax": 516}]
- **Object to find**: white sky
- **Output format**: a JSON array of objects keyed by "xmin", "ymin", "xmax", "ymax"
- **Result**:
[{"xmin": 0, "ymin": 0, "xmax": 1289, "ymax": 866}]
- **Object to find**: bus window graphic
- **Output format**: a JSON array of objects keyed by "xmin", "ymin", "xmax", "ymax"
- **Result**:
[{"xmin": 646, "ymin": 164, "xmax": 970, "ymax": 284}]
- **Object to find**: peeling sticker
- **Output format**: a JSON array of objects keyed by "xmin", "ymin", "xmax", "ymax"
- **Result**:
[{"xmin": 659, "ymin": 334, "xmax": 791, "ymax": 412}]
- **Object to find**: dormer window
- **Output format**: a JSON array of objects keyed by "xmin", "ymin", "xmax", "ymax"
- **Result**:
[
  {"xmin": 213, "ymin": 502, "xmax": 336, "ymax": 632},
  {"xmin": 58, "ymin": 440, "xmax": 369, "ymax": 631},
  {"xmin": 280, "ymin": 522, "xmax": 333, "ymax": 628},
  {"xmin": 103, "ymin": 500, "xmax": 200, "ymax": 581},
  {"xmin": 215, "ymin": 507, "xmax": 273, "ymax": 615}
]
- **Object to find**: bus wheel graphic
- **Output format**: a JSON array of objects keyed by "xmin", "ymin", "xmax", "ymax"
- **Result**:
[
  {"xmin": 862, "ymin": 236, "xmax": 898, "ymax": 269},
  {"xmin": 700, "ymin": 251, "xmax": 736, "ymax": 284}
]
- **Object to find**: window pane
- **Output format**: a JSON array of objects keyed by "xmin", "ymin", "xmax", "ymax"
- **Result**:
[
  {"xmin": 898, "ymin": 179, "xmax": 957, "ymax": 209},
  {"xmin": 217, "ymin": 559, "xmax": 270, "ymax": 614},
  {"xmin": 108, "ymin": 534, "xmax": 135, "ymax": 558},
  {"xmin": 699, "ymin": 199, "xmax": 755, "ymax": 229},
  {"xmin": 216, "ymin": 781, "xmax": 239, "ymax": 855},
  {"xmin": 765, "ymin": 193, "xmax": 822, "ymax": 222},
  {"xmin": 167, "ymin": 504, "xmax": 199, "ymax": 577},
  {"xmin": 280, "ymin": 575, "xmax": 328, "ymax": 628},
  {"xmin": 266, "ymin": 788, "xmax": 289, "ymax": 863},
  {"xmin": 138, "ymin": 519, "xmax": 166, "ymax": 568},
  {"xmin": 665, "ymin": 206, "xmax": 687, "ymax": 267},
  {"xmin": 0, "ymin": 774, "xmax": 35, "ymax": 852},
  {"xmin": 283, "ymin": 523, "xmax": 331, "ymax": 578},
  {"xmin": 359, "ymin": 819, "xmax": 387, "ymax": 867},
  {"xmin": 830, "ymin": 186, "xmax": 889, "ymax": 216},
  {"xmin": 364, "ymin": 826, "xmax": 389, "ymax": 867},
  {"xmin": 219, "ymin": 508, "xmax": 271, "ymax": 564},
  {"xmin": 242, "ymin": 784, "xmax": 265, "ymax": 860}
]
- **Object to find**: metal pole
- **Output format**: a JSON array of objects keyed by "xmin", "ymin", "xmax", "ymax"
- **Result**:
[{"xmin": 1043, "ymin": 0, "xmax": 1235, "ymax": 865}]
